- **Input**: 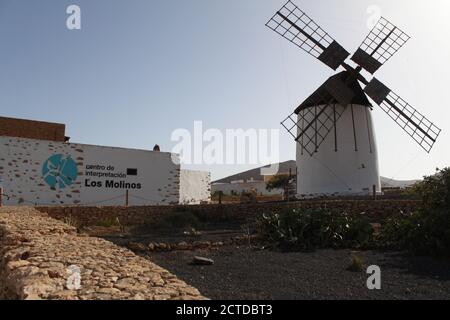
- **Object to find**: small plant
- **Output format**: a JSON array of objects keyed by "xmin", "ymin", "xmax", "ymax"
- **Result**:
[
  {"xmin": 347, "ymin": 253, "xmax": 365, "ymax": 272},
  {"xmin": 183, "ymin": 227, "xmax": 202, "ymax": 237},
  {"xmin": 63, "ymin": 215, "xmax": 79, "ymax": 228},
  {"xmin": 241, "ymin": 224, "xmax": 254, "ymax": 247},
  {"xmin": 97, "ymin": 217, "xmax": 121, "ymax": 228}
]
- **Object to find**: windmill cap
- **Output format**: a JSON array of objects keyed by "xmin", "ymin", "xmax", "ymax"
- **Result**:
[{"xmin": 295, "ymin": 71, "xmax": 372, "ymax": 114}]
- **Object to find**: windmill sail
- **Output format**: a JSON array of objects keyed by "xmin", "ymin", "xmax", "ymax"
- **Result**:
[
  {"xmin": 352, "ymin": 17, "xmax": 410, "ymax": 74},
  {"xmin": 364, "ymin": 78, "xmax": 441, "ymax": 153},
  {"xmin": 282, "ymin": 71, "xmax": 374, "ymax": 156},
  {"xmin": 266, "ymin": 0, "xmax": 349, "ymax": 70},
  {"xmin": 269, "ymin": 1, "xmax": 441, "ymax": 155},
  {"xmin": 282, "ymin": 103, "xmax": 347, "ymax": 156}
]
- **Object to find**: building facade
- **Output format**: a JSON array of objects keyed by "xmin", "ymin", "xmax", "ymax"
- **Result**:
[{"xmin": 0, "ymin": 117, "xmax": 210, "ymax": 206}]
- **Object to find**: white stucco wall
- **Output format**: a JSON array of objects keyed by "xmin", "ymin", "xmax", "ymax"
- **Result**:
[
  {"xmin": 296, "ymin": 104, "xmax": 381, "ymax": 198},
  {"xmin": 212, "ymin": 181, "xmax": 283, "ymax": 196},
  {"xmin": 0, "ymin": 136, "xmax": 180, "ymax": 206},
  {"xmin": 179, "ymin": 170, "xmax": 211, "ymax": 205}
]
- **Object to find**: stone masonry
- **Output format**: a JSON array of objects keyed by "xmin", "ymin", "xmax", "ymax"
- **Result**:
[{"xmin": 0, "ymin": 207, "xmax": 205, "ymax": 300}]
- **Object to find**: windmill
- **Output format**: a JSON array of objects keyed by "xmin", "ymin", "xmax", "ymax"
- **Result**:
[{"xmin": 266, "ymin": 1, "xmax": 441, "ymax": 197}]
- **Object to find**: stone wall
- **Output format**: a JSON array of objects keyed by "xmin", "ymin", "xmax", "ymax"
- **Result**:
[
  {"xmin": 0, "ymin": 207, "xmax": 205, "ymax": 300},
  {"xmin": 0, "ymin": 116, "xmax": 66, "ymax": 142},
  {"xmin": 37, "ymin": 200, "xmax": 421, "ymax": 228}
]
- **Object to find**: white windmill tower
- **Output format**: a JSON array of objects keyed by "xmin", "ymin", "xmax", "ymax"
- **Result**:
[{"xmin": 266, "ymin": 1, "xmax": 441, "ymax": 198}]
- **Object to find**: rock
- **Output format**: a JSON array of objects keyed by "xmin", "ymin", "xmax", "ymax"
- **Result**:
[
  {"xmin": 127, "ymin": 242, "xmax": 146, "ymax": 252},
  {"xmin": 153, "ymin": 294, "xmax": 172, "ymax": 300},
  {"xmin": 149, "ymin": 275, "xmax": 165, "ymax": 287},
  {"xmin": 39, "ymin": 262, "xmax": 65, "ymax": 269},
  {"xmin": 114, "ymin": 277, "xmax": 136, "ymax": 290},
  {"xmin": 10, "ymin": 266, "xmax": 40, "ymax": 278},
  {"xmin": 96, "ymin": 287, "xmax": 121, "ymax": 295},
  {"xmin": 23, "ymin": 294, "xmax": 43, "ymax": 301},
  {"xmin": 192, "ymin": 256, "xmax": 214, "ymax": 266},
  {"xmin": 6, "ymin": 260, "xmax": 30, "ymax": 271},
  {"xmin": 148, "ymin": 243, "xmax": 156, "ymax": 251},
  {"xmin": 158, "ymin": 243, "xmax": 168, "ymax": 251},
  {"xmin": 193, "ymin": 241, "xmax": 211, "ymax": 249},
  {"xmin": 133, "ymin": 293, "xmax": 146, "ymax": 300},
  {"xmin": 48, "ymin": 291, "xmax": 78, "ymax": 300},
  {"xmin": 176, "ymin": 241, "xmax": 190, "ymax": 251},
  {"xmin": 47, "ymin": 268, "xmax": 64, "ymax": 279},
  {"xmin": 21, "ymin": 278, "xmax": 57, "ymax": 299}
]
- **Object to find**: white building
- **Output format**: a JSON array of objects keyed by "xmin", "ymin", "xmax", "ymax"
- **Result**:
[
  {"xmin": 0, "ymin": 117, "xmax": 210, "ymax": 206},
  {"xmin": 211, "ymin": 161, "xmax": 296, "ymax": 197},
  {"xmin": 180, "ymin": 170, "xmax": 211, "ymax": 205}
]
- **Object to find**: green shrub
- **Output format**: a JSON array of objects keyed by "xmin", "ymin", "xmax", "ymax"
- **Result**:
[
  {"xmin": 97, "ymin": 217, "xmax": 121, "ymax": 228},
  {"xmin": 266, "ymin": 174, "xmax": 291, "ymax": 199},
  {"xmin": 414, "ymin": 168, "xmax": 450, "ymax": 211},
  {"xmin": 257, "ymin": 208, "xmax": 374, "ymax": 251},
  {"xmin": 380, "ymin": 168, "xmax": 450, "ymax": 256}
]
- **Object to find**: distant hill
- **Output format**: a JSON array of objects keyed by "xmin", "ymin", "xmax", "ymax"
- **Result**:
[
  {"xmin": 381, "ymin": 177, "xmax": 420, "ymax": 189},
  {"xmin": 214, "ymin": 161, "xmax": 420, "ymax": 189}
]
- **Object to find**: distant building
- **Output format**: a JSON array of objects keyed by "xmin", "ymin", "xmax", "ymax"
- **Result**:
[
  {"xmin": 212, "ymin": 161, "xmax": 296, "ymax": 197},
  {"xmin": 211, "ymin": 158, "xmax": 418, "ymax": 200}
]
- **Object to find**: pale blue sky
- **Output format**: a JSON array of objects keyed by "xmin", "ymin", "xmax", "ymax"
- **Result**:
[{"xmin": 0, "ymin": 0, "xmax": 449, "ymax": 180}]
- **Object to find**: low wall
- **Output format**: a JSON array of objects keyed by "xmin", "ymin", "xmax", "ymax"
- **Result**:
[
  {"xmin": 37, "ymin": 200, "xmax": 421, "ymax": 228},
  {"xmin": 0, "ymin": 207, "xmax": 204, "ymax": 300},
  {"xmin": 212, "ymin": 181, "xmax": 284, "ymax": 196}
]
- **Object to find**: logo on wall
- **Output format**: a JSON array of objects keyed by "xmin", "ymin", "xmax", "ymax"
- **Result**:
[{"xmin": 42, "ymin": 154, "xmax": 78, "ymax": 189}]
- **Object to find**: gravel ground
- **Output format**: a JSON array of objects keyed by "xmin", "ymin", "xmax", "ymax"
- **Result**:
[
  {"xmin": 102, "ymin": 228, "xmax": 450, "ymax": 300},
  {"xmin": 145, "ymin": 246, "xmax": 450, "ymax": 300}
]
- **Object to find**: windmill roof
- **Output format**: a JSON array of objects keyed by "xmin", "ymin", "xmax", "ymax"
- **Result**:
[{"xmin": 295, "ymin": 71, "xmax": 372, "ymax": 114}]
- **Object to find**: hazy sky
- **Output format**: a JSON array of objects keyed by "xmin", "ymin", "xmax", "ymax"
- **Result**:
[{"xmin": 0, "ymin": 0, "xmax": 449, "ymax": 181}]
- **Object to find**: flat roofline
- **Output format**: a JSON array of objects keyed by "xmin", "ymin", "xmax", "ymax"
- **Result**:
[
  {"xmin": 0, "ymin": 134, "xmax": 177, "ymax": 157},
  {"xmin": 0, "ymin": 116, "xmax": 175, "ymax": 157},
  {"xmin": 72, "ymin": 141, "xmax": 176, "ymax": 156},
  {"xmin": 0, "ymin": 116, "xmax": 65, "ymax": 127}
]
